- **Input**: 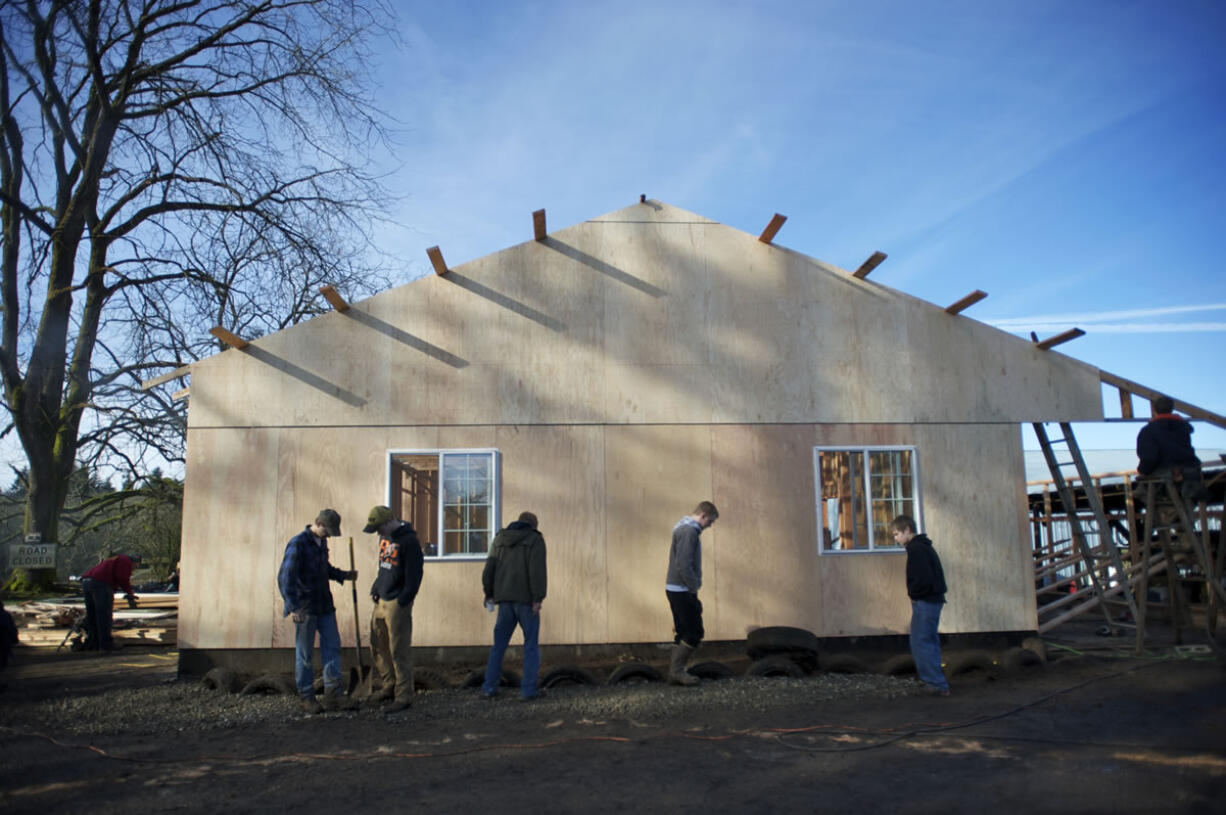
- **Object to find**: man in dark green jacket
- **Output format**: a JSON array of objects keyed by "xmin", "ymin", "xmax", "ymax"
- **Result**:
[{"xmin": 480, "ymin": 511, "xmax": 547, "ymax": 700}]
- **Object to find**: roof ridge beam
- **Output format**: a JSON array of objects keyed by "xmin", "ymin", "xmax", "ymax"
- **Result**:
[
  {"xmin": 945, "ymin": 290, "xmax": 988, "ymax": 314},
  {"xmin": 1034, "ymin": 328, "xmax": 1084, "ymax": 350},
  {"xmin": 427, "ymin": 246, "xmax": 449, "ymax": 276},
  {"xmin": 319, "ymin": 284, "xmax": 350, "ymax": 312},
  {"xmin": 140, "ymin": 364, "xmax": 192, "ymax": 391},
  {"xmin": 852, "ymin": 251, "xmax": 887, "ymax": 279},
  {"xmin": 1099, "ymin": 370, "xmax": 1226, "ymax": 429},
  {"xmin": 758, "ymin": 213, "xmax": 787, "ymax": 244},
  {"xmin": 209, "ymin": 326, "xmax": 249, "ymax": 350}
]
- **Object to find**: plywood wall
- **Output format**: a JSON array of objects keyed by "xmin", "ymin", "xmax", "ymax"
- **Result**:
[
  {"xmin": 179, "ymin": 421, "xmax": 1036, "ymax": 650},
  {"xmin": 184, "ymin": 202, "xmax": 1104, "ymax": 434}
]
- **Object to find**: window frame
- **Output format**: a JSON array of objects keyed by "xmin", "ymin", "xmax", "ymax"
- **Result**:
[
  {"xmin": 813, "ymin": 444, "xmax": 922, "ymax": 555},
  {"xmin": 385, "ymin": 447, "xmax": 501, "ymax": 561}
]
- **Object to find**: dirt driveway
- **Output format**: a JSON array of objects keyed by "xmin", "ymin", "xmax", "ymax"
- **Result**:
[{"xmin": 2, "ymin": 643, "xmax": 1224, "ymax": 814}]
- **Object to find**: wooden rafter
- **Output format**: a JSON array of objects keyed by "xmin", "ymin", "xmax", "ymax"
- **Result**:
[
  {"xmin": 319, "ymin": 284, "xmax": 349, "ymax": 312},
  {"xmin": 852, "ymin": 251, "xmax": 887, "ymax": 279},
  {"xmin": 140, "ymin": 364, "xmax": 192, "ymax": 391},
  {"xmin": 426, "ymin": 246, "xmax": 449, "ymax": 276},
  {"xmin": 944, "ymin": 289, "xmax": 988, "ymax": 315},
  {"xmin": 1034, "ymin": 328, "xmax": 1084, "ymax": 350},
  {"xmin": 209, "ymin": 326, "xmax": 249, "ymax": 350},
  {"xmin": 533, "ymin": 209, "xmax": 547, "ymax": 241},
  {"xmin": 1099, "ymin": 369, "xmax": 1226, "ymax": 430},
  {"xmin": 758, "ymin": 213, "xmax": 787, "ymax": 244}
]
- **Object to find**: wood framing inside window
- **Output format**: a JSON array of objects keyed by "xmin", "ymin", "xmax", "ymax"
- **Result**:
[
  {"xmin": 814, "ymin": 446, "xmax": 919, "ymax": 553},
  {"xmin": 389, "ymin": 449, "xmax": 499, "ymax": 558}
]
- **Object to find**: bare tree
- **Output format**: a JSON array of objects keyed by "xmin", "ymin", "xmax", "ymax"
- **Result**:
[{"xmin": 0, "ymin": 0, "xmax": 397, "ymax": 587}]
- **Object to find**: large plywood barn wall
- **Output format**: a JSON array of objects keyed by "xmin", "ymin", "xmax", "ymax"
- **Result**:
[{"xmin": 178, "ymin": 201, "xmax": 1100, "ymax": 652}]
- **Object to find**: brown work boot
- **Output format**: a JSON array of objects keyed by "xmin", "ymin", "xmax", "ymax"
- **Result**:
[
  {"xmin": 299, "ymin": 696, "xmax": 324, "ymax": 715},
  {"xmin": 371, "ymin": 686, "xmax": 394, "ymax": 703},
  {"xmin": 322, "ymin": 692, "xmax": 360, "ymax": 712},
  {"xmin": 383, "ymin": 698, "xmax": 412, "ymax": 714},
  {"xmin": 668, "ymin": 643, "xmax": 699, "ymax": 686}
]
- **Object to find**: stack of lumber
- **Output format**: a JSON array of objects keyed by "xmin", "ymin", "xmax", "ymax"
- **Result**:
[{"xmin": 13, "ymin": 593, "xmax": 179, "ymax": 646}]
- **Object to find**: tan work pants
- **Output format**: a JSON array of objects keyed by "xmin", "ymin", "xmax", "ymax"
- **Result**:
[{"xmin": 370, "ymin": 598, "xmax": 414, "ymax": 702}]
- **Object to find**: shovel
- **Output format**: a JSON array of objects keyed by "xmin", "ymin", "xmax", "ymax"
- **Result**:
[{"xmin": 346, "ymin": 537, "xmax": 375, "ymax": 697}]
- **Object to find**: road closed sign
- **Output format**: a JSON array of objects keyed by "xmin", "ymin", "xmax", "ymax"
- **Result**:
[{"xmin": 10, "ymin": 542, "xmax": 57, "ymax": 569}]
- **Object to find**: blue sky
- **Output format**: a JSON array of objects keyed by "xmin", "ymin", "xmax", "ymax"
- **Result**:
[
  {"xmin": 372, "ymin": 0, "xmax": 1226, "ymax": 457},
  {"xmin": 5, "ymin": 1, "xmax": 1223, "ymax": 483}
]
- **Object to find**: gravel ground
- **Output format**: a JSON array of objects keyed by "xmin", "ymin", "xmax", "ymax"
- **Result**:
[{"xmin": 2, "ymin": 670, "xmax": 918, "ymax": 738}]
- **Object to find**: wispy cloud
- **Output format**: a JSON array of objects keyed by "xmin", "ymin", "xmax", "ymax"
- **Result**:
[{"xmin": 988, "ymin": 303, "xmax": 1226, "ymax": 334}]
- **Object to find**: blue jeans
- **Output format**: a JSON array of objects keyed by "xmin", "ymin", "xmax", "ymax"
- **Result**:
[
  {"xmin": 482, "ymin": 602, "xmax": 540, "ymax": 698},
  {"xmin": 294, "ymin": 612, "xmax": 342, "ymax": 698},
  {"xmin": 909, "ymin": 599, "xmax": 949, "ymax": 692}
]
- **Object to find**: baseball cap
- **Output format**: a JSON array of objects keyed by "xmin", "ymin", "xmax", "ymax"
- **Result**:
[
  {"xmin": 363, "ymin": 505, "xmax": 394, "ymax": 533},
  {"xmin": 315, "ymin": 509, "xmax": 342, "ymax": 537}
]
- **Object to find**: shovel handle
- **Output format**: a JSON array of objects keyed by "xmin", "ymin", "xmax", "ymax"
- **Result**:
[{"xmin": 349, "ymin": 537, "xmax": 364, "ymax": 671}]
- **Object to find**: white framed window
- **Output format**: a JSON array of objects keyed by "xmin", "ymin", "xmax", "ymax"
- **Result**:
[
  {"xmin": 814, "ymin": 446, "xmax": 920, "ymax": 554},
  {"xmin": 387, "ymin": 449, "xmax": 499, "ymax": 559}
]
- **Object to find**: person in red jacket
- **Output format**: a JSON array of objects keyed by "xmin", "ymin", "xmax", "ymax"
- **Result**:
[{"xmin": 81, "ymin": 553, "xmax": 141, "ymax": 652}]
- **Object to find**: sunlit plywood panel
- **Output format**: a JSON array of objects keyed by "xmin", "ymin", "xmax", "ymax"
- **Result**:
[
  {"xmin": 708, "ymin": 425, "xmax": 820, "ymax": 639},
  {"xmin": 603, "ymin": 425, "xmax": 713, "ymax": 643},
  {"xmin": 493, "ymin": 425, "xmax": 606, "ymax": 645},
  {"xmin": 912, "ymin": 423, "xmax": 1035, "ymax": 633},
  {"xmin": 179, "ymin": 426, "xmax": 279, "ymax": 649}
]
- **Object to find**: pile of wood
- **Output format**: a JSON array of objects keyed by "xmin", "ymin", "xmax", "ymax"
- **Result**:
[{"xmin": 13, "ymin": 593, "xmax": 179, "ymax": 647}]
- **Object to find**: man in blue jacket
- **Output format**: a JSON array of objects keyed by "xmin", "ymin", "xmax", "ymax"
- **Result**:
[
  {"xmin": 365, "ymin": 505, "xmax": 424, "ymax": 713},
  {"xmin": 277, "ymin": 509, "xmax": 359, "ymax": 714}
]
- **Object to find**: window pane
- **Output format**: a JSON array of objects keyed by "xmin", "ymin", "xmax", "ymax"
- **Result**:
[
  {"xmin": 466, "ymin": 530, "xmax": 489, "ymax": 555},
  {"xmin": 818, "ymin": 447, "xmax": 918, "ymax": 553},
  {"xmin": 819, "ymin": 450, "xmax": 867, "ymax": 550},
  {"xmin": 443, "ymin": 531, "xmax": 462, "ymax": 555},
  {"xmin": 468, "ymin": 506, "xmax": 489, "ymax": 531},
  {"xmin": 437, "ymin": 451, "xmax": 496, "ymax": 556}
]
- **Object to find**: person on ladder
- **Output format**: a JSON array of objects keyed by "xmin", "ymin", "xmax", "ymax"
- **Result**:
[{"xmin": 1136, "ymin": 395, "xmax": 1209, "ymax": 502}]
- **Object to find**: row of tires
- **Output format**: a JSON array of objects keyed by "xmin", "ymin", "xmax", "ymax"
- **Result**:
[{"xmin": 201, "ymin": 646, "xmax": 1043, "ymax": 695}]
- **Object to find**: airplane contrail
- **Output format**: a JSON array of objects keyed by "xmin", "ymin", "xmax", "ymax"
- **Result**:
[
  {"xmin": 996, "ymin": 322, "xmax": 1226, "ymax": 334},
  {"xmin": 988, "ymin": 303, "xmax": 1226, "ymax": 327}
]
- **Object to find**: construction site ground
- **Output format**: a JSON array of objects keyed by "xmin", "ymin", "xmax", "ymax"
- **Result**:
[{"xmin": 2, "ymin": 621, "xmax": 1224, "ymax": 815}]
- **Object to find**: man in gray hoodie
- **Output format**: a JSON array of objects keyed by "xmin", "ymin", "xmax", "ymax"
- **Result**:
[
  {"xmin": 481, "ymin": 511, "xmax": 548, "ymax": 700},
  {"xmin": 665, "ymin": 500, "xmax": 719, "ymax": 685}
]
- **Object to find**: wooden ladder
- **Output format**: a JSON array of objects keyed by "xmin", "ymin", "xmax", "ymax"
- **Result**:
[
  {"xmin": 1033, "ymin": 422, "xmax": 1141, "ymax": 636},
  {"xmin": 1136, "ymin": 474, "xmax": 1225, "ymax": 658}
]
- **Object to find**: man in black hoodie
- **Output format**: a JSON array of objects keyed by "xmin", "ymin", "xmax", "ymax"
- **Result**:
[
  {"xmin": 892, "ymin": 514, "xmax": 949, "ymax": 696},
  {"xmin": 364, "ymin": 505, "xmax": 423, "ymax": 713},
  {"xmin": 1136, "ymin": 395, "xmax": 1207, "ymax": 501},
  {"xmin": 480, "ymin": 511, "xmax": 547, "ymax": 700}
]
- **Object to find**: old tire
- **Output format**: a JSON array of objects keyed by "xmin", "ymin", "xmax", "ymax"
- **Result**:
[
  {"xmin": 606, "ymin": 662, "xmax": 663, "ymax": 685},
  {"xmin": 413, "ymin": 669, "xmax": 450, "ymax": 691},
  {"xmin": 1020, "ymin": 637, "xmax": 1048, "ymax": 663},
  {"xmin": 239, "ymin": 673, "xmax": 296, "ymax": 695},
  {"xmin": 687, "ymin": 661, "xmax": 736, "ymax": 681},
  {"xmin": 541, "ymin": 666, "xmax": 599, "ymax": 689},
  {"xmin": 201, "ymin": 667, "xmax": 242, "ymax": 693},
  {"xmin": 881, "ymin": 654, "xmax": 917, "ymax": 676},
  {"xmin": 745, "ymin": 655, "xmax": 806, "ymax": 678},
  {"xmin": 462, "ymin": 669, "xmax": 520, "ymax": 690},
  {"xmin": 820, "ymin": 653, "xmax": 870, "ymax": 674},
  {"xmin": 1000, "ymin": 646, "xmax": 1044, "ymax": 672},
  {"xmin": 746, "ymin": 626, "xmax": 820, "ymax": 660},
  {"xmin": 945, "ymin": 650, "xmax": 995, "ymax": 677}
]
